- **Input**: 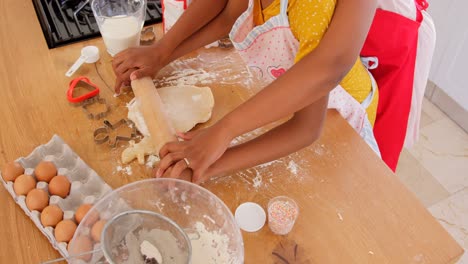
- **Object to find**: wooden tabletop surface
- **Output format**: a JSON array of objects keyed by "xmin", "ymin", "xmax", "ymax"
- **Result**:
[{"xmin": 0, "ymin": 0, "xmax": 463, "ymax": 263}]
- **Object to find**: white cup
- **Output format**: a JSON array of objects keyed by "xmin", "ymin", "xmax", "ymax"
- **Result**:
[{"xmin": 91, "ymin": 0, "xmax": 146, "ymax": 56}]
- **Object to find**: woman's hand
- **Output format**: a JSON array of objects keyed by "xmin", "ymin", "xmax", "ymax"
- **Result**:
[
  {"xmin": 112, "ymin": 44, "xmax": 169, "ymax": 93},
  {"xmin": 155, "ymin": 124, "xmax": 234, "ymax": 184}
]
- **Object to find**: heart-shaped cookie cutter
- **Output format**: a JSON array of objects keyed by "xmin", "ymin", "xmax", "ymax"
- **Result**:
[{"xmin": 67, "ymin": 76, "xmax": 100, "ymax": 103}]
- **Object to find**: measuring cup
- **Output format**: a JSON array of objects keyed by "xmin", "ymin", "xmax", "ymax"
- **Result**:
[
  {"xmin": 42, "ymin": 210, "xmax": 194, "ymax": 264},
  {"xmin": 65, "ymin": 46, "xmax": 100, "ymax": 77}
]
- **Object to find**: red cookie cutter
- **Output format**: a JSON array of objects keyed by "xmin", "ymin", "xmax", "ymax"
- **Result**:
[{"xmin": 67, "ymin": 76, "xmax": 100, "ymax": 103}]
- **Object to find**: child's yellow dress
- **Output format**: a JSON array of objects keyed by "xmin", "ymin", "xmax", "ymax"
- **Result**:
[{"xmin": 253, "ymin": 0, "xmax": 378, "ymax": 125}]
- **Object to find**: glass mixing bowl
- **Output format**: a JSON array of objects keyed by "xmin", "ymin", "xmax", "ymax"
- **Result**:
[{"xmin": 68, "ymin": 178, "xmax": 244, "ymax": 264}]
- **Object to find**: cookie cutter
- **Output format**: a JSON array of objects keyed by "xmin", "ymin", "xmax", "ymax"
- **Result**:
[
  {"xmin": 94, "ymin": 119, "xmax": 137, "ymax": 147},
  {"xmin": 67, "ymin": 76, "xmax": 100, "ymax": 104},
  {"xmin": 219, "ymin": 37, "xmax": 233, "ymax": 48},
  {"xmin": 140, "ymin": 26, "xmax": 156, "ymax": 46},
  {"xmin": 82, "ymin": 96, "xmax": 110, "ymax": 120}
]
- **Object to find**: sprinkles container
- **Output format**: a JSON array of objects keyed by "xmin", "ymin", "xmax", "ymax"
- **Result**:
[{"xmin": 267, "ymin": 196, "xmax": 299, "ymax": 235}]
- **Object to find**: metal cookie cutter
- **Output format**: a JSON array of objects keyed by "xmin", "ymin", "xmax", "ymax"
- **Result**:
[
  {"xmin": 219, "ymin": 37, "xmax": 233, "ymax": 48},
  {"xmin": 82, "ymin": 96, "xmax": 110, "ymax": 120},
  {"xmin": 140, "ymin": 26, "xmax": 156, "ymax": 46},
  {"xmin": 94, "ymin": 119, "xmax": 137, "ymax": 147}
]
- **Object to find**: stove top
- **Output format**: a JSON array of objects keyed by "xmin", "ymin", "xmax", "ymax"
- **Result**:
[{"xmin": 32, "ymin": 0, "xmax": 162, "ymax": 48}]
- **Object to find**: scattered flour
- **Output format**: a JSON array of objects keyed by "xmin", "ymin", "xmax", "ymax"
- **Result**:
[
  {"xmin": 287, "ymin": 160, "xmax": 299, "ymax": 175},
  {"xmin": 156, "ymin": 69, "xmax": 214, "ymax": 86},
  {"xmin": 337, "ymin": 212, "xmax": 343, "ymax": 221},
  {"xmin": 145, "ymin": 155, "xmax": 160, "ymax": 168},
  {"xmin": 116, "ymin": 165, "xmax": 133, "ymax": 175},
  {"xmin": 252, "ymin": 171, "xmax": 262, "ymax": 188}
]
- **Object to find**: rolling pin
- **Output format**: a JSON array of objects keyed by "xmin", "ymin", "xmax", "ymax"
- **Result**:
[{"xmin": 131, "ymin": 77, "xmax": 192, "ymax": 181}]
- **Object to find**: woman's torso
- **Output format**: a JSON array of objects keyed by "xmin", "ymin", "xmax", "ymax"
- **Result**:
[{"xmin": 253, "ymin": 0, "xmax": 378, "ymax": 125}]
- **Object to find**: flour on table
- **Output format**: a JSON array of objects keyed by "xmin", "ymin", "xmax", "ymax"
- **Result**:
[
  {"xmin": 287, "ymin": 160, "xmax": 298, "ymax": 175},
  {"xmin": 116, "ymin": 165, "xmax": 133, "ymax": 175},
  {"xmin": 145, "ymin": 155, "xmax": 160, "ymax": 168},
  {"xmin": 122, "ymin": 85, "xmax": 215, "ymax": 164},
  {"xmin": 252, "ymin": 171, "xmax": 262, "ymax": 188}
]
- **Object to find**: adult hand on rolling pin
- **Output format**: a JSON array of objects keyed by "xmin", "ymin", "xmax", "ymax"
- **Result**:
[
  {"xmin": 112, "ymin": 45, "xmax": 168, "ymax": 93},
  {"xmin": 155, "ymin": 125, "xmax": 232, "ymax": 184}
]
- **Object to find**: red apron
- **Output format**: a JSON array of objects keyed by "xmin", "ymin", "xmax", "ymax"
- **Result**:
[{"xmin": 361, "ymin": 1, "xmax": 427, "ymax": 171}]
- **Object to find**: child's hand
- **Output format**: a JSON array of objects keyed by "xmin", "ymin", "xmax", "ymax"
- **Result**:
[
  {"xmin": 155, "ymin": 125, "xmax": 233, "ymax": 184},
  {"xmin": 112, "ymin": 45, "xmax": 168, "ymax": 93}
]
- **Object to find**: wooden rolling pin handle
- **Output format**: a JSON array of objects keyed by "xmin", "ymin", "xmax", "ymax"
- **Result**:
[{"xmin": 131, "ymin": 77, "xmax": 193, "ymax": 181}]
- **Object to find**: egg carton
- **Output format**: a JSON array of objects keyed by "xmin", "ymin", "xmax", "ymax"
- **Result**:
[{"xmin": 0, "ymin": 135, "xmax": 112, "ymax": 260}]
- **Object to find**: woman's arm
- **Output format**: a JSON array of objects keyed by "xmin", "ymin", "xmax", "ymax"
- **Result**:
[
  {"xmin": 204, "ymin": 96, "xmax": 328, "ymax": 182},
  {"xmin": 219, "ymin": 0, "xmax": 377, "ymax": 139},
  {"xmin": 156, "ymin": 0, "xmax": 377, "ymax": 181}
]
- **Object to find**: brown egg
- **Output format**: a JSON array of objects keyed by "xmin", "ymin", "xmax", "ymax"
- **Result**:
[
  {"xmin": 48, "ymin": 175, "xmax": 70, "ymax": 198},
  {"xmin": 13, "ymin": 174, "xmax": 37, "ymax": 196},
  {"xmin": 26, "ymin": 189, "xmax": 49, "ymax": 212},
  {"xmin": 35, "ymin": 161, "xmax": 57, "ymax": 183},
  {"xmin": 1, "ymin": 162, "xmax": 24, "ymax": 182},
  {"xmin": 91, "ymin": 220, "xmax": 106, "ymax": 242},
  {"xmin": 41, "ymin": 205, "xmax": 63, "ymax": 227},
  {"xmin": 55, "ymin": 220, "xmax": 77, "ymax": 242},
  {"xmin": 75, "ymin": 204, "xmax": 93, "ymax": 224},
  {"xmin": 68, "ymin": 235, "xmax": 93, "ymax": 261}
]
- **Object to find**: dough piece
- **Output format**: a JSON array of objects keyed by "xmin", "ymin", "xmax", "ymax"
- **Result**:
[
  {"xmin": 122, "ymin": 85, "xmax": 214, "ymax": 164},
  {"xmin": 159, "ymin": 85, "xmax": 214, "ymax": 132},
  {"xmin": 122, "ymin": 137, "xmax": 158, "ymax": 164}
]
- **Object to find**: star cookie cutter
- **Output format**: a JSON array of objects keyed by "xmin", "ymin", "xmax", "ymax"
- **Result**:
[{"xmin": 94, "ymin": 119, "xmax": 138, "ymax": 147}]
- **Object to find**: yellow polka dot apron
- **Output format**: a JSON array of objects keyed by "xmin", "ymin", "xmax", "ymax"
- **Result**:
[{"xmin": 229, "ymin": 0, "xmax": 380, "ymax": 155}]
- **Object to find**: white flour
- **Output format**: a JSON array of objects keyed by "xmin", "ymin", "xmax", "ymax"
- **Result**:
[
  {"xmin": 287, "ymin": 160, "xmax": 298, "ymax": 175},
  {"xmin": 116, "ymin": 165, "xmax": 133, "ymax": 175},
  {"xmin": 252, "ymin": 171, "xmax": 263, "ymax": 188},
  {"xmin": 156, "ymin": 69, "xmax": 215, "ymax": 87},
  {"xmin": 191, "ymin": 222, "xmax": 232, "ymax": 264},
  {"xmin": 146, "ymin": 155, "xmax": 160, "ymax": 168}
]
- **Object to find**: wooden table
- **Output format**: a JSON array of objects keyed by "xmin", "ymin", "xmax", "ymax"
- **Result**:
[{"xmin": 0, "ymin": 0, "xmax": 463, "ymax": 263}]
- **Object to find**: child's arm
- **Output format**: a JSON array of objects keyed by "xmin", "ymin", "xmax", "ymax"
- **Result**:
[
  {"xmin": 156, "ymin": 0, "xmax": 377, "ymax": 180},
  {"xmin": 112, "ymin": 0, "xmax": 247, "ymax": 91},
  {"xmin": 158, "ymin": 96, "xmax": 328, "ymax": 183},
  {"xmin": 165, "ymin": 0, "xmax": 248, "ymax": 62}
]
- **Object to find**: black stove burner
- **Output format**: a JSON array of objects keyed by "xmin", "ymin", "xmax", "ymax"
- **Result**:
[{"xmin": 32, "ymin": 0, "xmax": 162, "ymax": 48}]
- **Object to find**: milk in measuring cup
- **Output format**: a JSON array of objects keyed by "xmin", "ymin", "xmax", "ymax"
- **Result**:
[{"xmin": 100, "ymin": 16, "xmax": 141, "ymax": 56}]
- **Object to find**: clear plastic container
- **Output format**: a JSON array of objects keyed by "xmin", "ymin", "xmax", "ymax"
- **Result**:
[
  {"xmin": 267, "ymin": 196, "xmax": 299, "ymax": 235},
  {"xmin": 69, "ymin": 178, "xmax": 244, "ymax": 264},
  {"xmin": 91, "ymin": 0, "xmax": 146, "ymax": 56}
]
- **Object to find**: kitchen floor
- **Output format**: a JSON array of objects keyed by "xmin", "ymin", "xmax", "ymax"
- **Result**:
[{"xmin": 396, "ymin": 98, "xmax": 468, "ymax": 263}]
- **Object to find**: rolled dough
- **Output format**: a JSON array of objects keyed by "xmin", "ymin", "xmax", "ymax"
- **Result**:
[{"xmin": 122, "ymin": 85, "xmax": 215, "ymax": 164}]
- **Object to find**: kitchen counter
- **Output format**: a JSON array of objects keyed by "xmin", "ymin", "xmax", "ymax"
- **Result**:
[{"xmin": 0, "ymin": 0, "xmax": 464, "ymax": 263}]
